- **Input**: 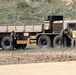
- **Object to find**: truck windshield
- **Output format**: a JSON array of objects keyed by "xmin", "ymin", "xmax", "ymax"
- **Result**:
[{"xmin": 67, "ymin": 23, "xmax": 76, "ymax": 30}]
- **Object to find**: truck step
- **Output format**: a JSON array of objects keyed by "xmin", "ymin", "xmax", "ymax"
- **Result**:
[
  {"xmin": 30, "ymin": 39, "xmax": 36, "ymax": 44},
  {"xmin": 30, "ymin": 36, "xmax": 36, "ymax": 40}
]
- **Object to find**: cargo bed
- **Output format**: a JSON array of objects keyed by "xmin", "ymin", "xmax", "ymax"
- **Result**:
[{"xmin": 0, "ymin": 24, "xmax": 42, "ymax": 33}]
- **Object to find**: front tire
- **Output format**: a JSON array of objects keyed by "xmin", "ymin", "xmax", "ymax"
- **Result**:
[{"xmin": 38, "ymin": 35, "xmax": 51, "ymax": 48}]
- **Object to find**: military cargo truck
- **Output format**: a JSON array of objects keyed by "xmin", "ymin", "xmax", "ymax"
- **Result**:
[{"xmin": 0, "ymin": 15, "xmax": 76, "ymax": 50}]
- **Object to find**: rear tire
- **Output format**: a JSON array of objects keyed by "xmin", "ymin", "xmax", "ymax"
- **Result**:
[
  {"xmin": 38, "ymin": 35, "xmax": 51, "ymax": 48},
  {"xmin": 15, "ymin": 44, "xmax": 21, "ymax": 49},
  {"xmin": 15, "ymin": 44, "xmax": 27, "ymax": 49},
  {"xmin": 21, "ymin": 44, "xmax": 27, "ymax": 49},
  {"xmin": 1, "ymin": 36, "xmax": 13, "ymax": 50}
]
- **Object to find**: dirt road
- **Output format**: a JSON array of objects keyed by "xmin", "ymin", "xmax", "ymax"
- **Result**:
[
  {"xmin": 0, "ymin": 61, "xmax": 76, "ymax": 75},
  {"xmin": 0, "ymin": 45, "xmax": 76, "ymax": 75},
  {"xmin": 0, "ymin": 47, "xmax": 76, "ymax": 65}
]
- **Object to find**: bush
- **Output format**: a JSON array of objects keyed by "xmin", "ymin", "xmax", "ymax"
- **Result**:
[{"xmin": 0, "ymin": 0, "xmax": 76, "ymax": 24}]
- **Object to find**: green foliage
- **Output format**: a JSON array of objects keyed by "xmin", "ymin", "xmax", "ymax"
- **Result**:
[
  {"xmin": 0, "ymin": 0, "xmax": 76, "ymax": 24},
  {"xmin": 17, "ymin": 2, "xmax": 29, "ymax": 10}
]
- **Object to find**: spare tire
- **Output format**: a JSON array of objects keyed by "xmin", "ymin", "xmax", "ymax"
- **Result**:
[
  {"xmin": 53, "ymin": 35, "xmax": 61, "ymax": 47},
  {"xmin": 38, "ymin": 35, "xmax": 51, "ymax": 48},
  {"xmin": 1, "ymin": 36, "xmax": 13, "ymax": 50}
]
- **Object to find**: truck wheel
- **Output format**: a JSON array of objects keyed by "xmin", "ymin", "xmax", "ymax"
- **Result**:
[
  {"xmin": 53, "ymin": 35, "xmax": 61, "ymax": 47},
  {"xmin": 1, "ymin": 36, "xmax": 13, "ymax": 50},
  {"xmin": 21, "ymin": 44, "xmax": 27, "ymax": 49},
  {"xmin": 38, "ymin": 35, "xmax": 51, "ymax": 48},
  {"xmin": 15, "ymin": 44, "xmax": 21, "ymax": 49},
  {"xmin": 15, "ymin": 44, "xmax": 27, "ymax": 49},
  {"xmin": 71, "ymin": 40, "xmax": 76, "ymax": 47}
]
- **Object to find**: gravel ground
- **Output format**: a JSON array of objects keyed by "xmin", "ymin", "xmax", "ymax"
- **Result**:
[{"xmin": 0, "ymin": 45, "xmax": 76, "ymax": 65}]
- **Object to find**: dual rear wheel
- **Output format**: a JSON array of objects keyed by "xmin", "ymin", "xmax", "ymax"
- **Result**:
[{"xmin": 38, "ymin": 35, "xmax": 67, "ymax": 48}]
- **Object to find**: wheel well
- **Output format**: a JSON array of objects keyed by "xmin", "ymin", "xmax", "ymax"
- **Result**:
[{"xmin": 36, "ymin": 35, "xmax": 41, "ymax": 45}]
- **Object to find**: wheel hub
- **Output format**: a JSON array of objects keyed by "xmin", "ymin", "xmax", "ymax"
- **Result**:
[
  {"xmin": 5, "ymin": 40, "xmax": 10, "ymax": 46},
  {"xmin": 41, "ymin": 39, "xmax": 47, "ymax": 45}
]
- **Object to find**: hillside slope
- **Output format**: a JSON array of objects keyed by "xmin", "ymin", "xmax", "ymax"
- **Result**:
[{"xmin": 0, "ymin": 0, "xmax": 76, "ymax": 24}]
